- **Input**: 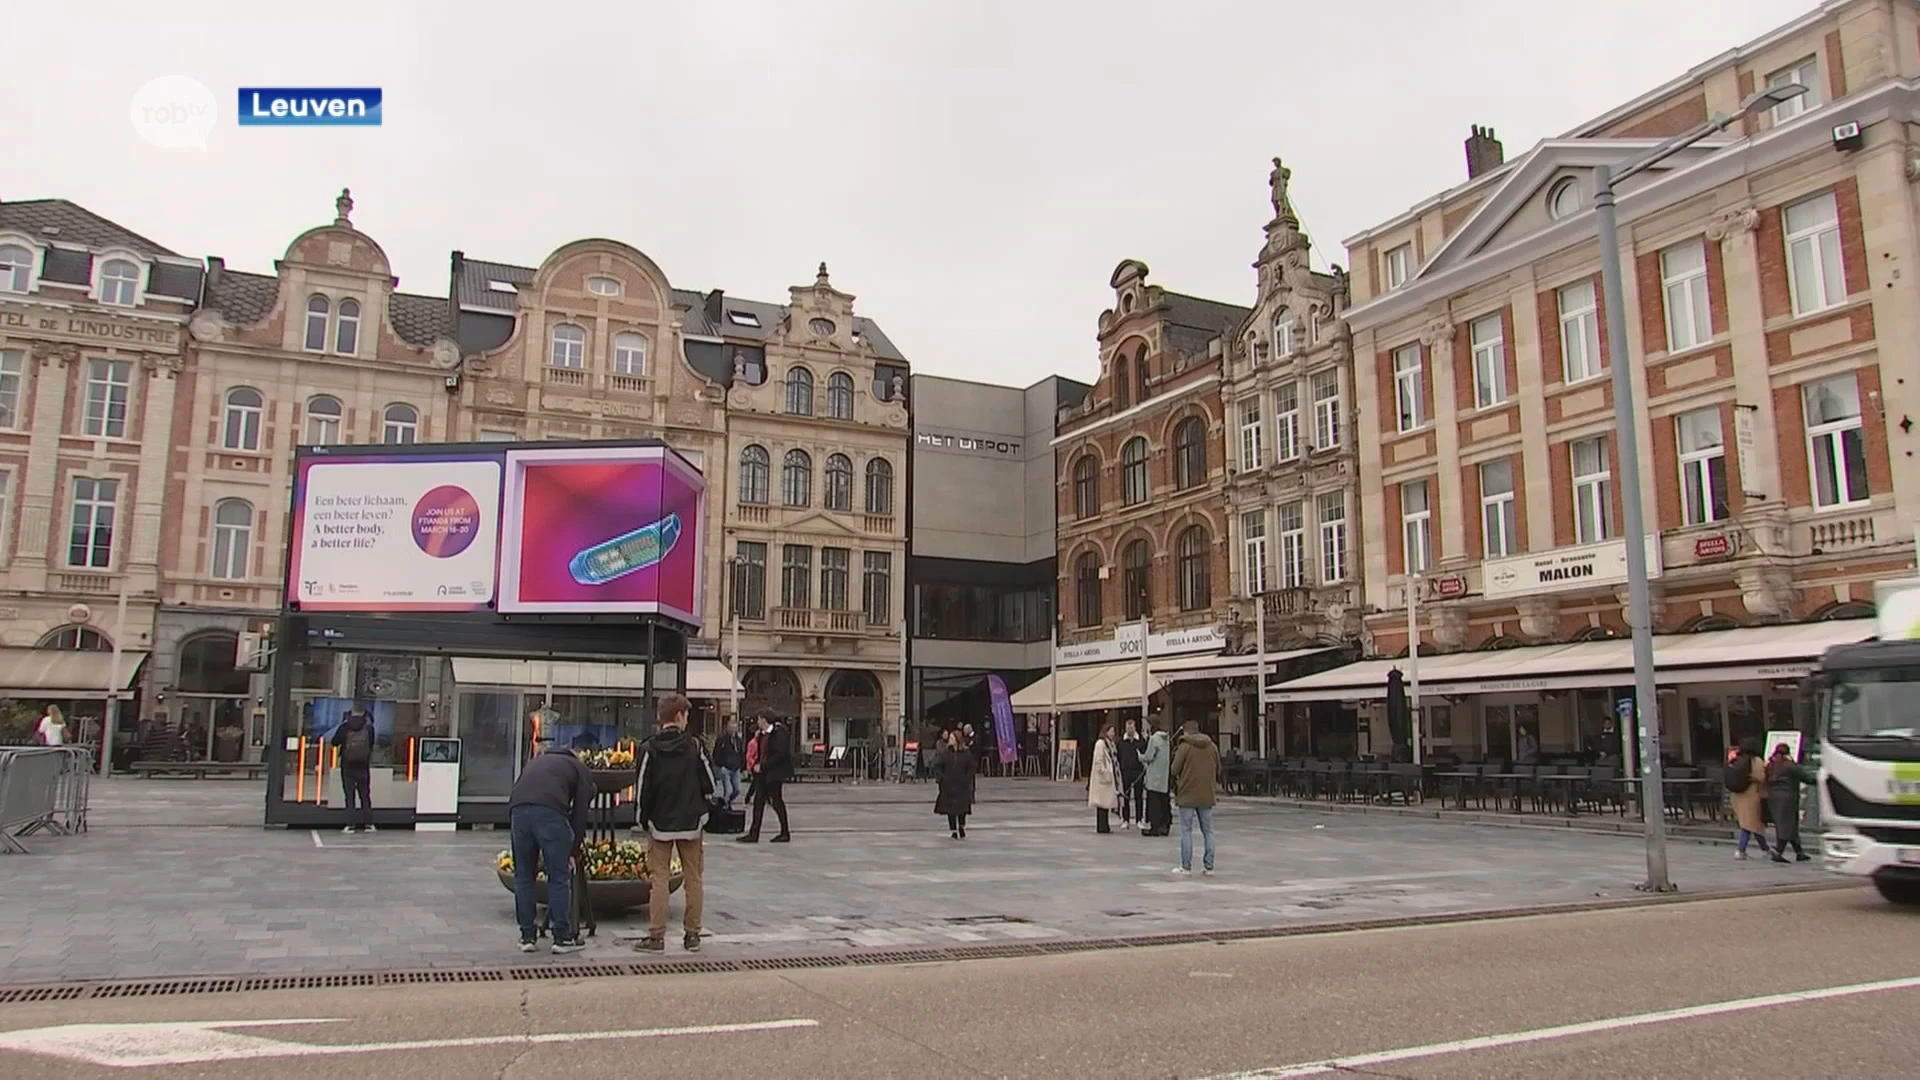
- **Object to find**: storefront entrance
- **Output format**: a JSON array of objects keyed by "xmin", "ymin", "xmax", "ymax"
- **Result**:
[
  {"xmin": 824, "ymin": 669, "xmax": 881, "ymax": 747},
  {"xmin": 173, "ymin": 632, "xmax": 254, "ymax": 762}
]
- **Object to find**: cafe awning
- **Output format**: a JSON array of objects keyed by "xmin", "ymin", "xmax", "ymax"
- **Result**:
[
  {"xmin": 1008, "ymin": 661, "xmax": 1165, "ymax": 712},
  {"xmin": 0, "ymin": 648, "xmax": 147, "ymax": 697},
  {"xmin": 1149, "ymin": 646, "xmax": 1337, "ymax": 684},
  {"xmin": 1266, "ymin": 619, "xmax": 1875, "ymax": 704},
  {"xmin": 450, "ymin": 657, "xmax": 742, "ymax": 698}
]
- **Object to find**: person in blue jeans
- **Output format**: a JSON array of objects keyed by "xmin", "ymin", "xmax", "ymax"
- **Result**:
[
  {"xmin": 507, "ymin": 739, "xmax": 596, "ymax": 953},
  {"xmin": 1169, "ymin": 720, "xmax": 1221, "ymax": 876},
  {"xmin": 710, "ymin": 718, "xmax": 746, "ymax": 809}
]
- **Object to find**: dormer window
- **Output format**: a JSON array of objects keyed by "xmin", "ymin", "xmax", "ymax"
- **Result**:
[
  {"xmin": 487, "ymin": 280, "xmax": 518, "ymax": 294},
  {"xmin": 335, "ymin": 298, "xmax": 360, "ymax": 355},
  {"xmin": 1273, "ymin": 308, "xmax": 1293, "ymax": 358},
  {"xmin": 97, "ymin": 258, "xmax": 141, "ymax": 306},
  {"xmin": 0, "ymin": 244, "xmax": 32, "ymax": 293},
  {"xmin": 1547, "ymin": 177, "xmax": 1581, "ymax": 220},
  {"xmin": 727, "ymin": 310, "xmax": 761, "ymax": 328},
  {"xmin": 809, "ymin": 318, "xmax": 835, "ymax": 336},
  {"xmin": 587, "ymin": 276, "xmax": 621, "ymax": 296}
]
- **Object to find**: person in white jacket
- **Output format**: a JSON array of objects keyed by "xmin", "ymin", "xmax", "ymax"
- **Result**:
[{"xmin": 1087, "ymin": 724, "xmax": 1122, "ymax": 833}]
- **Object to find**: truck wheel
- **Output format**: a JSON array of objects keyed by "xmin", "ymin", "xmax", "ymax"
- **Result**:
[{"xmin": 1873, "ymin": 877, "xmax": 1920, "ymax": 906}]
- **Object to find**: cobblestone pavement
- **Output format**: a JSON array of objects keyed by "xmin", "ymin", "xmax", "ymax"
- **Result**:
[{"xmin": 1, "ymin": 790, "xmax": 1831, "ymax": 985}]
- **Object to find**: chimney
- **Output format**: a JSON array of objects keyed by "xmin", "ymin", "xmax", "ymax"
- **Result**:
[
  {"xmin": 704, "ymin": 288, "xmax": 725, "ymax": 325},
  {"xmin": 205, "ymin": 256, "xmax": 224, "ymax": 289},
  {"xmin": 1465, "ymin": 125, "xmax": 1505, "ymax": 179}
]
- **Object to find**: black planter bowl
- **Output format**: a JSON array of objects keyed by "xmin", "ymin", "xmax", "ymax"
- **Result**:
[
  {"xmin": 589, "ymin": 768, "xmax": 637, "ymax": 795},
  {"xmin": 496, "ymin": 869, "xmax": 682, "ymax": 913}
]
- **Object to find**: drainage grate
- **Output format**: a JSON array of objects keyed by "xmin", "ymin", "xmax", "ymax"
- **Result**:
[{"xmin": 0, "ymin": 880, "xmax": 1850, "ymax": 1004}]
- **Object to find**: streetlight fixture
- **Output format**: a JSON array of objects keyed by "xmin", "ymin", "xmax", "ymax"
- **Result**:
[{"xmin": 1593, "ymin": 81, "xmax": 1808, "ymax": 894}]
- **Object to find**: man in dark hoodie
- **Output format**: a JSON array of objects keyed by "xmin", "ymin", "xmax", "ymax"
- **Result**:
[
  {"xmin": 330, "ymin": 701, "xmax": 377, "ymax": 833},
  {"xmin": 1170, "ymin": 720, "xmax": 1221, "ymax": 877},
  {"xmin": 507, "ymin": 736, "xmax": 595, "ymax": 953},
  {"xmin": 634, "ymin": 694, "xmax": 716, "ymax": 953}
]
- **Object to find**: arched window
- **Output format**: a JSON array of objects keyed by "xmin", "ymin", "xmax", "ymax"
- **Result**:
[
  {"xmin": 38, "ymin": 625, "xmax": 110, "ymax": 651},
  {"xmin": 864, "ymin": 458, "xmax": 894, "ymax": 515},
  {"xmin": 222, "ymin": 387, "xmax": 263, "ymax": 451},
  {"xmin": 1113, "ymin": 354, "xmax": 1132, "ymax": 410},
  {"xmin": 98, "ymin": 259, "xmax": 140, "ymax": 306},
  {"xmin": 1120, "ymin": 436, "xmax": 1149, "ymax": 506},
  {"xmin": 0, "ymin": 244, "xmax": 32, "ymax": 293},
  {"xmin": 549, "ymin": 324, "xmax": 586, "ymax": 368},
  {"xmin": 824, "ymin": 453, "xmax": 854, "ymax": 511},
  {"xmin": 1072, "ymin": 455, "xmax": 1100, "ymax": 519},
  {"xmin": 785, "ymin": 367, "xmax": 815, "ymax": 415},
  {"xmin": 782, "ymin": 449, "xmax": 812, "ymax": 506},
  {"xmin": 210, "ymin": 498, "xmax": 254, "ymax": 580},
  {"xmin": 304, "ymin": 395, "xmax": 342, "ymax": 445},
  {"xmin": 1134, "ymin": 345, "xmax": 1150, "ymax": 405},
  {"xmin": 1122, "ymin": 538, "xmax": 1152, "ymax": 619},
  {"xmin": 826, "ymin": 372, "xmax": 855, "ymax": 420},
  {"xmin": 335, "ymin": 298, "xmax": 360, "ymax": 355},
  {"xmin": 1173, "ymin": 416, "xmax": 1206, "ymax": 489},
  {"xmin": 304, "ymin": 295, "xmax": 330, "ymax": 351},
  {"xmin": 1273, "ymin": 308, "xmax": 1293, "ymax": 358},
  {"xmin": 738, "ymin": 445, "xmax": 770, "ymax": 505},
  {"xmin": 382, "ymin": 403, "xmax": 419, "ymax": 444},
  {"xmin": 1176, "ymin": 525, "xmax": 1211, "ymax": 611},
  {"xmin": 613, "ymin": 332, "xmax": 648, "ymax": 376},
  {"xmin": 1074, "ymin": 552, "xmax": 1103, "ymax": 628}
]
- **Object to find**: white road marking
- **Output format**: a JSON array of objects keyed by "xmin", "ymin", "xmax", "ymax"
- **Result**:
[
  {"xmin": 309, "ymin": 831, "xmax": 324, "ymax": 848},
  {"xmin": 1188, "ymin": 971, "xmax": 1236, "ymax": 979},
  {"xmin": 1201, "ymin": 975, "xmax": 1920, "ymax": 1079},
  {"xmin": 0, "ymin": 1017, "xmax": 819, "ymax": 1068}
]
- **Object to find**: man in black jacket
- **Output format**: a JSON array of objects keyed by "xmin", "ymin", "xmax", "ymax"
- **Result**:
[
  {"xmin": 738, "ymin": 711, "xmax": 793, "ymax": 843},
  {"xmin": 634, "ymin": 694, "xmax": 715, "ymax": 953},
  {"xmin": 507, "ymin": 738, "xmax": 595, "ymax": 954},
  {"xmin": 711, "ymin": 717, "xmax": 746, "ymax": 809}
]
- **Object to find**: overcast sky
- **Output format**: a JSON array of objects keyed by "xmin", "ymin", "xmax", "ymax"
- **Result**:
[{"xmin": 6, "ymin": 0, "xmax": 1814, "ymax": 385}]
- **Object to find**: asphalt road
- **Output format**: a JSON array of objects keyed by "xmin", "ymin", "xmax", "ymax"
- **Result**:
[{"xmin": 3, "ymin": 885, "xmax": 1914, "ymax": 1078}]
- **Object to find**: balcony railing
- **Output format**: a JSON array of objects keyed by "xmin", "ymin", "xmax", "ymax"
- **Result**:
[
  {"xmin": 774, "ymin": 607, "xmax": 867, "ymax": 634},
  {"xmin": 1808, "ymin": 513, "xmax": 1877, "ymax": 552},
  {"xmin": 58, "ymin": 572, "xmax": 115, "ymax": 594},
  {"xmin": 545, "ymin": 366, "xmax": 586, "ymax": 387},
  {"xmin": 863, "ymin": 513, "xmax": 895, "ymax": 535},
  {"xmin": 608, "ymin": 373, "xmax": 649, "ymax": 395},
  {"xmin": 737, "ymin": 504, "xmax": 770, "ymax": 524}
]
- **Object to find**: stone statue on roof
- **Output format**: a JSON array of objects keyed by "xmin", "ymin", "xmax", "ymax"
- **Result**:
[{"xmin": 1268, "ymin": 157, "xmax": 1294, "ymax": 222}]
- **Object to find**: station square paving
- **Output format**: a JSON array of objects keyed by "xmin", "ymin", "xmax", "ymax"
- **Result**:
[{"xmin": 0, "ymin": 777, "xmax": 1836, "ymax": 986}]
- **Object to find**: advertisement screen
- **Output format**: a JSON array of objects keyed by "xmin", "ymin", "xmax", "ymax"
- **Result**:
[
  {"xmin": 287, "ymin": 453, "xmax": 502, "ymax": 611},
  {"xmin": 496, "ymin": 445, "xmax": 706, "ymax": 624}
]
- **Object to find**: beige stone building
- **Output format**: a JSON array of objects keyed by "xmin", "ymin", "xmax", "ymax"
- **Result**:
[
  {"xmin": 1280, "ymin": 0, "xmax": 1920, "ymax": 765},
  {"xmin": 1217, "ymin": 158, "xmax": 1361, "ymax": 754},
  {"xmin": 455, "ymin": 247, "xmax": 910, "ymax": 747},
  {"xmin": 0, "ymin": 198, "xmax": 201, "ymax": 740},
  {"xmin": 161, "ymin": 191, "xmax": 459, "ymax": 755}
]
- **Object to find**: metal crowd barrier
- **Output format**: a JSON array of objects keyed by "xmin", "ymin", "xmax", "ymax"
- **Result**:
[{"xmin": 0, "ymin": 747, "xmax": 91, "ymax": 853}]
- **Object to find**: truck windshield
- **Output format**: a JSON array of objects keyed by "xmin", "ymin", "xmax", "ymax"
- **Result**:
[{"xmin": 1828, "ymin": 666, "xmax": 1920, "ymax": 739}]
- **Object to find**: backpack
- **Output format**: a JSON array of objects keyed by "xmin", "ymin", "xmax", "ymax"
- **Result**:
[
  {"xmin": 1723, "ymin": 755, "xmax": 1752, "ymax": 794},
  {"xmin": 340, "ymin": 723, "xmax": 373, "ymax": 767}
]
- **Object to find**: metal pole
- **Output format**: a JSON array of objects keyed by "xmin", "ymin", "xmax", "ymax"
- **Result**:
[
  {"xmin": 1254, "ymin": 596, "xmax": 1267, "ymax": 757},
  {"xmin": 1594, "ymin": 162, "xmax": 1673, "ymax": 893},
  {"xmin": 726, "ymin": 557, "xmax": 740, "ymax": 729},
  {"xmin": 101, "ymin": 582, "xmax": 128, "ymax": 777},
  {"xmin": 1137, "ymin": 616, "xmax": 1150, "ymax": 727},
  {"xmin": 895, "ymin": 606, "xmax": 908, "ymax": 779},
  {"xmin": 1406, "ymin": 574, "xmax": 1422, "ymax": 765},
  {"xmin": 1048, "ymin": 625, "xmax": 1058, "ymax": 768}
]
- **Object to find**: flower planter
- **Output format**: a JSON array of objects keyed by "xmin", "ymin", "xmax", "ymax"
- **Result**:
[
  {"xmin": 588, "ymin": 768, "xmax": 637, "ymax": 795},
  {"xmin": 496, "ymin": 868, "xmax": 682, "ymax": 914}
]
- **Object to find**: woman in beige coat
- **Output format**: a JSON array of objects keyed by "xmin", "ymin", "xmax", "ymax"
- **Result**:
[
  {"xmin": 1728, "ymin": 738, "xmax": 1772, "ymax": 860},
  {"xmin": 1088, "ymin": 724, "xmax": 1122, "ymax": 834}
]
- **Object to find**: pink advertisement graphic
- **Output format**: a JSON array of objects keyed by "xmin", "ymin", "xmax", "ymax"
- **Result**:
[{"xmin": 496, "ymin": 446, "xmax": 706, "ymax": 624}]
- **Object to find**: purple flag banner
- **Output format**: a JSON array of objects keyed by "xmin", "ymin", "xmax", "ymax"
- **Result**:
[{"xmin": 987, "ymin": 675, "xmax": 1019, "ymax": 765}]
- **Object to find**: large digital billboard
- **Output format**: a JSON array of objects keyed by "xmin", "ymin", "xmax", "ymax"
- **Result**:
[
  {"xmin": 286, "ymin": 452, "xmax": 502, "ymax": 611},
  {"xmin": 495, "ymin": 445, "xmax": 706, "ymax": 625}
]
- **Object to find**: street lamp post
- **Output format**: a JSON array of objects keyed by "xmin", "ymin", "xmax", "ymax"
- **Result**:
[
  {"xmin": 1591, "ymin": 82, "xmax": 1808, "ymax": 894},
  {"xmin": 1406, "ymin": 573, "xmax": 1422, "ymax": 765}
]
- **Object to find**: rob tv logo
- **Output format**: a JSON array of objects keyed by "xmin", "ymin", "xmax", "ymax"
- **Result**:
[{"xmin": 237, "ymin": 87, "xmax": 382, "ymax": 126}]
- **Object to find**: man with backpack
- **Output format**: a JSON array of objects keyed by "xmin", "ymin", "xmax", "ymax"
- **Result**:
[
  {"xmin": 330, "ymin": 701, "xmax": 377, "ymax": 833},
  {"xmin": 1724, "ymin": 739, "xmax": 1772, "ymax": 860},
  {"xmin": 634, "ymin": 694, "xmax": 716, "ymax": 953}
]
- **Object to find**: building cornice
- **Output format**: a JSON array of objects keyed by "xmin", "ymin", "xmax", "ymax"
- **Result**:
[
  {"xmin": 1051, "ymin": 373, "xmax": 1221, "ymax": 448},
  {"xmin": 1344, "ymin": 79, "xmax": 1920, "ymax": 333}
]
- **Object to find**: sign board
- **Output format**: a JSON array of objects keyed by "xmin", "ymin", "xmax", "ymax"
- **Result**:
[
  {"xmin": 1054, "ymin": 623, "xmax": 1226, "ymax": 668},
  {"xmin": 1054, "ymin": 738, "xmax": 1079, "ymax": 782},
  {"xmin": 1733, "ymin": 405, "xmax": 1765, "ymax": 498},
  {"xmin": 914, "ymin": 429, "xmax": 1023, "ymax": 457},
  {"xmin": 987, "ymin": 674, "xmax": 1018, "ymax": 765},
  {"xmin": 287, "ymin": 453, "xmax": 503, "ymax": 611},
  {"xmin": 1764, "ymin": 729, "xmax": 1803, "ymax": 761},
  {"xmin": 0, "ymin": 301, "xmax": 183, "ymax": 350},
  {"xmin": 1693, "ymin": 534, "xmax": 1735, "ymax": 561},
  {"xmin": 1427, "ymin": 574, "xmax": 1467, "ymax": 600},
  {"xmin": 1481, "ymin": 536, "xmax": 1663, "ymax": 600},
  {"xmin": 496, "ymin": 445, "xmax": 707, "ymax": 625}
]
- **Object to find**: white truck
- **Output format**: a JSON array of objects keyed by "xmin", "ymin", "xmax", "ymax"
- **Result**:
[{"xmin": 1812, "ymin": 577, "xmax": 1920, "ymax": 905}]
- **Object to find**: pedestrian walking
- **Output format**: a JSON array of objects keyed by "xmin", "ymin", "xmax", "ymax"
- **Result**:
[
  {"xmin": 35, "ymin": 704, "xmax": 66, "ymax": 746},
  {"xmin": 634, "ymin": 694, "xmax": 715, "ymax": 953},
  {"xmin": 738, "ymin": 712, "xmax": 793, "ymax": 843},
  {"xmin": 1724, "ymin": 738, "xmax": 1772, "ymax": 860},
  {"xmin": 711, "ymin": 717, "xmax": 746, "ymax": 809},
  {"xmin": 1765, "ymin": 742, "xmax": 1815, "ymax": 863},
  {"xmin": 935, "ymin": 728, "xmax": 977, "ymax": 838},
  {"xmin": 507, "ymin": 736, "xmax": 595, "ymax": 954},
  {"xmin": 1141, "ymin": 715, "xmax": 1172, "ymax": 836},
  {"xmin": 1171, "ymin": 720, "xmax": 1221, "ymax": 876},
  {"xmin": 1089, "ymin": 724, "xmax": 1122, "ymax": 833},
  {"xmin": 1117, "ymin": 719, "xmax": 1145, "ymax": 829},
  {"xmin": 331, "ymin": 701, "xmax": 377, "ymax": 833}
]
